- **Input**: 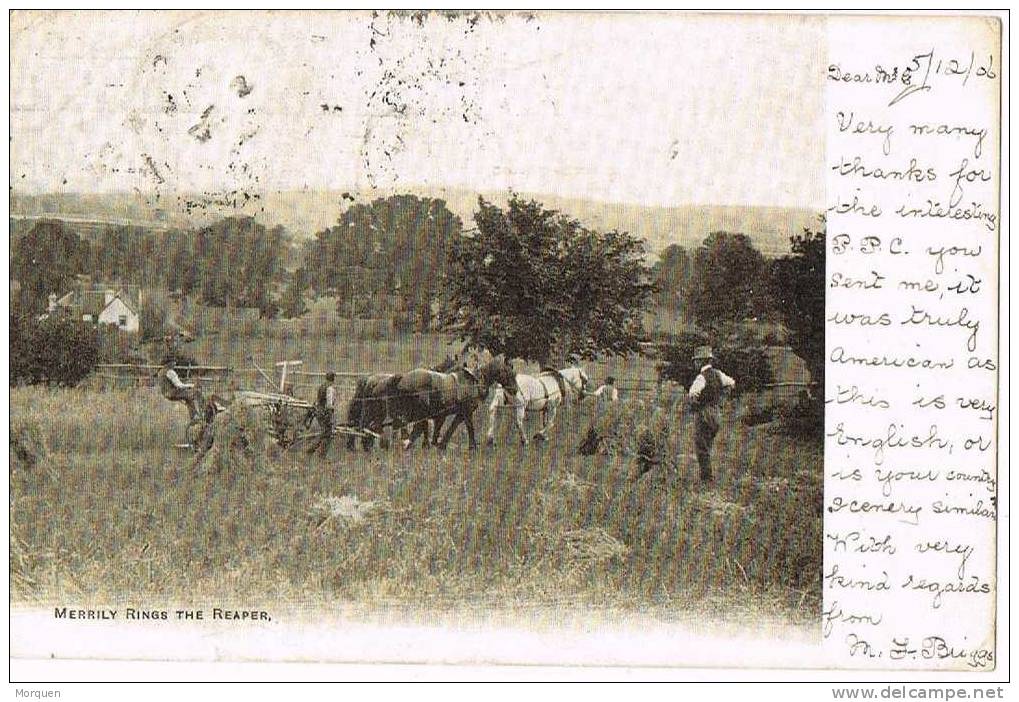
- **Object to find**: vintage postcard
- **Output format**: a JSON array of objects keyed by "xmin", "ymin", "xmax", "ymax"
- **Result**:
[{"xmin": 7, "ymin": 10, "xmax": 1004, "ymax": 682}]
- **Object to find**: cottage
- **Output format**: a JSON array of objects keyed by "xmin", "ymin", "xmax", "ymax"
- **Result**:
[{"xmin": 48, "ymin": 285, "xmax": 141, "ymax": 333}]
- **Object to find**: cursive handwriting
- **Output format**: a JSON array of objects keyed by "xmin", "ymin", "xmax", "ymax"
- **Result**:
[{"xmin": 825, "ymin": 23, "xmax": 997, "ymax": 669}]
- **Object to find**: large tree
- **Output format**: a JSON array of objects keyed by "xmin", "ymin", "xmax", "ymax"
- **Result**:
[
  {"xmin": 689, "ymin": 231, "xmax": 767, "ymax": 328},
  {"xmin": 11, "ymin": 220, "xmax": 91, "ymax": 312},
  {"xmin": 88, "ymin": 225, "xmax": 153, "ymax": 285},
  {"xmin": 653, "ymin": 243, "xmax": 692, "ymax": 312},
  {"xmin": 162, "ymin": 228, "xmax": 200, "ymax": 297},
  {"xmin": 769, "ymin": 217, "xmax": 825, "ymax": 396},
  {"xmin": 447, "ymin": 195, "xmax": 654, "ymax": 365},
  {"xmin": 305, "ymin": 194, "xmax": 462, "ymax": 319},
  {"xmin": 279, "ymin": 267, "xmax": 310, "ymax": 319},
  {"xmin": 191, "ymin": 217, "xmax": 284, "ymax": 316}
]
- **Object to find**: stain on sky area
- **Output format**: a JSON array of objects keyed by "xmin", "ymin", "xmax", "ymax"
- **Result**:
[
  {"xmin": 82, "ymin": 12, "xmax": 534, "ymax": 216},
  {"xmin": 187, "ymin": 105, "xmax": 215, "ymax": 143},
  {"xmin": 230, "ymin": 75, "xmax": 253, "ymax": 98},
  {"xmin": 126, "ymin": 111, "xmax": 146, "ymax": 135},
  {"xmin": 141, "ymin": 153, "xmax": 166, "ymax": 185},
  {"xmin": 356, "ymin": 10, "xmax": 502, "ymax": 188},
  {"xmin": 177, "ymin": 189, "xmax": 263, "ymax": 217},
  {"xmin": 237, "ymin": 126, "xmax": 260, "ymax": 147}
]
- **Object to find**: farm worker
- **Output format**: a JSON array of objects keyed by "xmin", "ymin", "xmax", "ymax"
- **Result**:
[
  {"xmin": 686, "ymin": 346, "xmax": 736, "ymax": 483},
  {"xmin": 158, "ymin": 358, "xmax": 202, "ymax": 422},
  {"xmin": 307, "ymin": 372, "xmax": 337, "ymax": 456},
  {"xmin": 590, "ymin": 376, "xmax": 619, "ymax": 405}
]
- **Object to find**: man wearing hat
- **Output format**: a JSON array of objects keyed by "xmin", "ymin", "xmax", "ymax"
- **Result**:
[
  {"xmin": 591, "ymin": 375, "xmax": 619, "ymax": 405},
  {"xmin": 687, "ymin": 346, "xmax": 735, "ymax": 482},
  {"xmin": 307, "ymin": 371, "xmax": 337, "ymax": 457},
  {"xmin": 157, "ymin": 356, "xmax": 202, "ymax": 423}
]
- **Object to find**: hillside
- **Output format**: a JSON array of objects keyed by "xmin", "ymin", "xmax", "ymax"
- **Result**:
[{"xmin": 10, "ymin": 189, "xmax": 820, "ymax": 257}]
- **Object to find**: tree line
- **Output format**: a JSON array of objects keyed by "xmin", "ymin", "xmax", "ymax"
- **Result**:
[
  {"xmin": 651, "ymin": 223, "xmax": 825, "ymax": 396},
  {"xmin": 9, "ymin": 193, "xmax": 464, "ymax": 330},
  {"xmin": 10, "ymin": 193, "xmax": 823, "ymax": 414},
  {"xmin": 10, "ymin": 216, "xmax": 290, "ymax": 318}
]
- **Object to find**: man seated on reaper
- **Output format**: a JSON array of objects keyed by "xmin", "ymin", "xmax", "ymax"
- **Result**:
[{"xmin": 157, "ymin": 357, "xmax": 203, "ymax": 423}]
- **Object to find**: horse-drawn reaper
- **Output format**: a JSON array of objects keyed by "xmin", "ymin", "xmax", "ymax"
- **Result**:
[
  {"xmin": 162, "ymin": 351, "xmax": 520, "ymax": 463},
  {"xmin": 183, "ymin": 388, "xmax": 314, "ymax": 464},
  {"xmin": 162, "ymin": 359, "xmax": 383, "ymax": 462}
]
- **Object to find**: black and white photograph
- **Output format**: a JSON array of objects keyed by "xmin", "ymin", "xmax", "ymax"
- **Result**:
[{"xmin": 7, "ymin": 9, "xmax": 1003, "ymax": 683}]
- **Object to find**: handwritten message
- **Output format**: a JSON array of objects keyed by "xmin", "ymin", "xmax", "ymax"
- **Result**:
[{"xmin": 824, "ymin": 16, "xmax": 999, "ymax": 669}]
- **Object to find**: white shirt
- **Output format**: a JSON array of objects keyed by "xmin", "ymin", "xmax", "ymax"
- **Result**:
[
  {"xmin": 165, "ymin": 368, "xmax": 194, "ymax": 390},
  {"xmin": 591, "ymin": 384, "xmax": 619, "ymax": 403},
  {"xmin": 687, "ymin": 364, "xmax": 735, "ymax": 400},
  {"xmin": 325, "ymin": 385, "xmax": 336, "ymax": 409}
]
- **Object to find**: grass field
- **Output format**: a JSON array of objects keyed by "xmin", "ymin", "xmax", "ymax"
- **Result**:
[{"xmin": 11, "ymin": 333, "xmax": 822, "ymax": 635}]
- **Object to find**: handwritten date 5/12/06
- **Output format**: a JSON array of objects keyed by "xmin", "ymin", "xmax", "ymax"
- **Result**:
[
  {"xmin": 828, "ymin": 49, "xmax": 997, "ymax": 106},
  {"xmin": 846, "ymin": 634, "xmax": 994, "ymax": 669}
]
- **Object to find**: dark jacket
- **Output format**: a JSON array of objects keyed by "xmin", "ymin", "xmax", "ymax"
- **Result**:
[{"xmin": 690, "ymin": 367, "xmax": 724, "ymax": 411}]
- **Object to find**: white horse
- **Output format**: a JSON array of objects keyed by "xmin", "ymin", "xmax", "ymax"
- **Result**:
[{"xmin": 485, "ymin": 366, "xmax": 590, "ymax": 445}]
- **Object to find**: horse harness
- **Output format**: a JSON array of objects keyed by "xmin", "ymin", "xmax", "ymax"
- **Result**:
[{"xmin": 517, "ymin": 370, "xmax": 563, "ymax": 411}]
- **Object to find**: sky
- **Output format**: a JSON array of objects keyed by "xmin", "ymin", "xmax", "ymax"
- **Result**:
[{"xmin": 10, "ymin": 11, "xmax": 826, "ymax": 209}]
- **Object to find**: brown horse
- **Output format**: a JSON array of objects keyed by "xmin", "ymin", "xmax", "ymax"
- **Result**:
[
  {"xmin": 345, "ymin": 372, "xmax": 403, "ymax": 450},
  {"xmin": 391, "ymin": 354, "xmax": 517, "ymax": 450},
  {"xmin": 344, "ymin": 356, "xmax": 460, "ymax": 451}
]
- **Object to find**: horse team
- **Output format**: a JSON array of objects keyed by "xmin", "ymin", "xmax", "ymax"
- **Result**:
[{"xmin": 346, "ymin": 355, "xmax": 593, "ymax": 451}]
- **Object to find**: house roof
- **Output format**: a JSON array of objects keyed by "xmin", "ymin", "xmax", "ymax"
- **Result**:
[
  {"xmin": 103, "ymin": 293, "xmax": 137, "ymax": 316},
  {"xmin": 79, "ymin": 291, "xmax": 111, "ymax": 317},
  {"xmin": 55, "ymin": 287, "xmax": 138, "ymax": 318}
]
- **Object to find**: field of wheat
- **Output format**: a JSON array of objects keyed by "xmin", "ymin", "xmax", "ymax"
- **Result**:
[{"xmin": 10, "ymin": 335, "xmax": 822, "ymax": 634}]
